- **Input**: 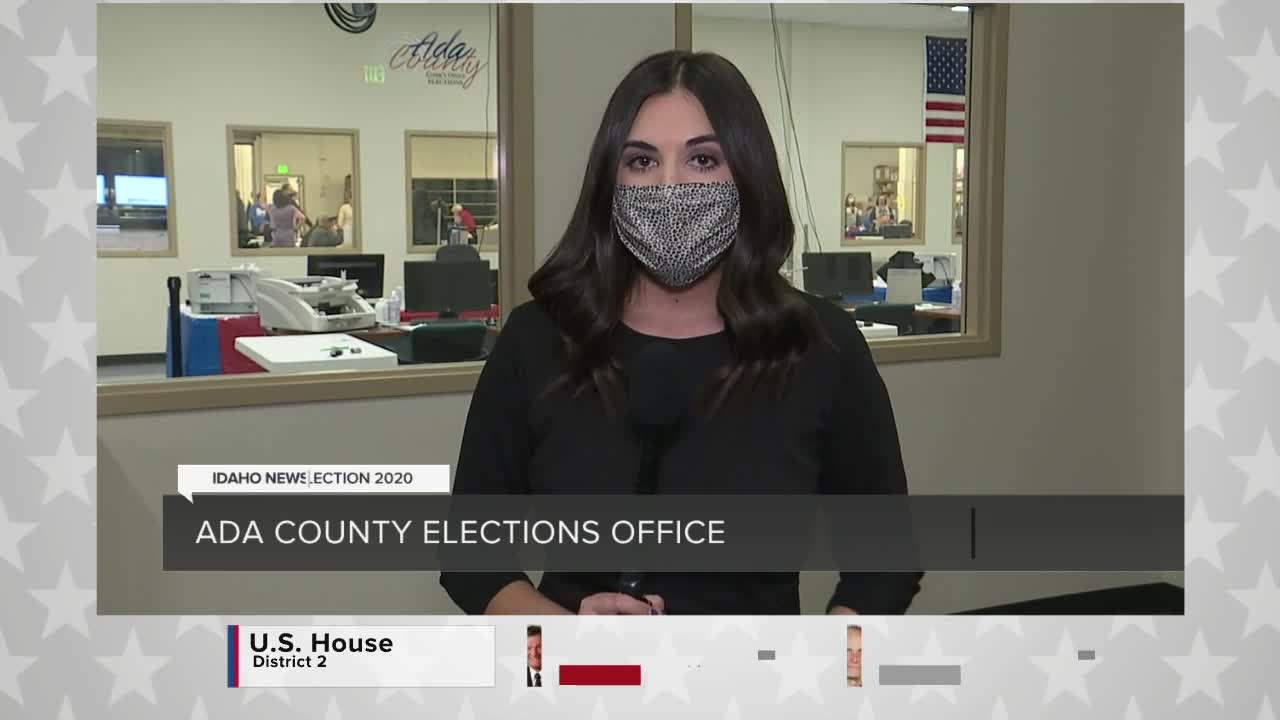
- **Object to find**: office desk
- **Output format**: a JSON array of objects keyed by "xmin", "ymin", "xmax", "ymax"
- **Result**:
[
  {"xmin": 235, "ymin": 333, "xmax": 399, "ymax": 373},
  {"xmin": 913, "ymin": 304, "xmax": 961, "ymax": 322}
]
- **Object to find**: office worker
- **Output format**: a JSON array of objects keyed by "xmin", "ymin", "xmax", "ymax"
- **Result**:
[
  {"xmin": 873, "ymin": 193, "xmax": 896, "ymax": 227},
  {"xmin": 847, "ymin": 625, "xmax": 863, "ymax": 687},
  {"xmin": 337, "ymin": 190, "xmax": 354, "ymax": 243},
  {"xmin": 268, "ymin": 188, "xmax": 306, "ymax": 247},
  {"xmin": 303, "ymin": 216, "xmax": 342, "ymax": 247},
  {"xmin": 440, "ymin": 50, "xmax": 921, "ymax": 616}
]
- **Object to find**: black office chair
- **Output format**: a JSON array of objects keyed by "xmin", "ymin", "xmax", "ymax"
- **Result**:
[
  {"xmin": 436, "ymin": 243, "xmax": 481, "ymax": 263},
  {"xmin": 854, "ymin": 303, "xmax": 916, "ymax": 336}
]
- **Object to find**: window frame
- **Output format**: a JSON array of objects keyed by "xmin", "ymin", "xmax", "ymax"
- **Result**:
[
  {"xmin": 839, "ymin": 140, "xmax": 928, "ymax": 247},
  {"xmin": 404, "ymin": 130, "xmax": 501, "ymax": 254},
  {"xmin": 96, "ymin": 119, "xmax": 179, "ymax": 258},
  {"xmin": 683, "ymin": 3, "xmax": 1008, "ymax": 364},
  {"xmin": 98, "ymin": 3, "xmax": 536, "ymax": 416},
  {"xmin": 226, "ymin": 124, "xmax": 362, "ymax": 257}
]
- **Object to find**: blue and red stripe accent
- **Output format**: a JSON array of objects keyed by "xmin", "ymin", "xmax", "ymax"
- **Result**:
[{"xmin": 227, "ymin": 625, "xmax": 240, "ymax": 688}]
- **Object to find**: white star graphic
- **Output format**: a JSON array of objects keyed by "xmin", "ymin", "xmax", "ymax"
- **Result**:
[
  {"xmin": 1259, "ymin": 696, "xmax": 1277, "ymax": 720},
  {"xmin": 1233, "ymin": 29, "xmax": 1280, "ymax": 103},
  {"xmin": 975, "ymin": 616, "xmax": 1023, "ymax": 638},
  {"xmin": 95, "ymin": 630, "xmax": 171, "ymax": 705},
  {"xmin": 897, "ymin": 629, "xmax": 969, "ymax": 704},
  {"xmin": 29, "ymin": 30, "xmax": 95, "ymax": 105},
  {"xmin": 990, "ymin": 696, "xmax": 1009, "ymax": 720},
  {"xmin": 1232, "ymin": 298, "xmax": 1280, "ymax": 370},
  {"xmin": 0, "ymin": 498, "xmax": 36, "ymax": 571},
  {"xmin": 1229, "ymin": 563, "xmax": 1280, "ymax": 638},
  {"xmin": 1185, "ymin": 0, "xmax": 1226, "ymax": 36},
  {"xmin": 768, "ymin": 632, "xmax": 838, "ymax": 703},
  {"xmin": 0, "ymin": 629, "xmax": 36, "ymax": 703},
  {"xmin": 56, "ymin": 696, "xmax": 76, "ymax": 720},
  {"xmin": 0, "ymin": 0, "xmax": 27, "ymax": 38},
  {"xmin": 1109, "ymin": 615, "xmax": 1158, "ymax": 639},
  {"xmin": 1231, "ymin": 429, "xmax": 1280, "ymax": 505},
  {"xmin": 29, "ymin": 563, "xmax": 95, "ymax": 638},
  {"xmin": 322, "ymin": 696, "xmax": 341, "ymax": 720},
  {"xmin": 1124, "ymin": 696, "xmax": 1144, "ymax": 719},
  {"xmin": 1161, "ymin": 630, "xmax": 1236, "ymax": 705},
  {"xmin": 1185, "ymin": 231, "xmax": 1237, "ymax": 304},
  {"xmin": 31, "ymin": 428, "xmax": 95, "ymax": 505},
  {"xmin": 189, "ymin": 696, "xmax": 208, "ymax": 720},
  {"xmin": 0, "ymin": 98, "xmax": 35, "ymax": 171},
  {"xmin": 628, "ymin": 632, "xmax": 699, "ymax": 704},
  {"xmin": 722, "ymin": 697, "xmax": 742, "ymax": 720},
  {"xmin": 0, "ymin": 367, "xmax": 35, "ymax": 438},
  {"xmin": 0, "ymin": 229, "xmax": 38, "ymax": 305},
  {"xmin": 1185, "ymin": 98, "xmax": 1234, "ymax": 171},
  {"xmin": 1185, "ymin": 365, "xmax": 1234, "ymax": 437},
  {"xmin": 708, "ymin": 615, "xmax": 759, "ymax": 640},
  {"xmin": 176, "ymin": 615, "xmax": 224, "ymax": 639},
  {"xmin": 591, "ymin": 696, "xmax": 609, "ymax": 719},
  {"xmin": 1029, "ymin": 630, "xmax": 1098, "ymax": 705},
  {"xmin": 30, "ymin": 298, "xmax": 95, "ymax": 371},
  {"xmin": 1186, "ymin": 497, "xmax": 1238, "ymax": 572},
  {"xmin": 856, "ymin": 696, "xmax": 876, "ymax": 718},
  {"xmin": 1230, "ymin": 163, "xmax": 1280, "ymax": 238},
  {"xmin": 457, "ymin": 695, "xmax": 476, "ymax": 720},
  {"xmin": 29, "ymin": 164, "xmax": 92, "ymax": 240},
  {"xmin": 375, "ymin": 687, "xmax": 425, "ymax": 704},
  {"xmin": 242, "ymin": 687, "xmax": 289, "ymax": 704}
]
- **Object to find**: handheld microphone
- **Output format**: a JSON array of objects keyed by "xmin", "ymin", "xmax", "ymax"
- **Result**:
[{"xmin": 618, "ymin": 342, "xmax": 691, "ymax": 607}]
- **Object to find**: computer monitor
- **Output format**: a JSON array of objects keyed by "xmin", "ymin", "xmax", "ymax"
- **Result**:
[
  {"xmin": 96, "ymin": 175, "xmax": 106, "ymax": 205},
  {"xmin": 113, "ymin": 175, "xmax": 168, "ymax": 207},
  {"xmin": 802, "ymin": 252, "xmax": 874, "ymax": 301},
  {"xmin": 404, "ymin": 260, "xmax": 492, "ymax": 316},
  {"xmin": 307, "ymin": 253, "xmax": 385, "ymax": 299}
]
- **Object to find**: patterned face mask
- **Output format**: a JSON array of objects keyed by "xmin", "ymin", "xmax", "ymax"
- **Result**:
[{"xmin": 612, "ymin": 181, "xmax": 741, "ymax": 288}]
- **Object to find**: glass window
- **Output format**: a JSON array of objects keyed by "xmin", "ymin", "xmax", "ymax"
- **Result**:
[
  {"xmin": 97, "ymin": 121, "xmax": 176, "ymax": 255},
  {"xmin": 228, "ymin": 127, "xmax": 359, "ymax": 253},
  {"xmin": 406, "ymin": 133, "xmax": 499, "ymax": 249},
  {"xmin": 693, "ymin": 3, "xmax": 982, "ymax": 342}
]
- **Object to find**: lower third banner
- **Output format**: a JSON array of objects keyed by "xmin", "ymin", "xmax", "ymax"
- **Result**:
[{"xmin": 226, "ymin": 625, "xmax": 495, "ymax": 688}]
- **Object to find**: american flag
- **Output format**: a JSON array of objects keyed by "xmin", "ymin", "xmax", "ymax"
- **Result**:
[{"xmin": 925, "ymin": 36, "xmax": 967, "ymax": 144}]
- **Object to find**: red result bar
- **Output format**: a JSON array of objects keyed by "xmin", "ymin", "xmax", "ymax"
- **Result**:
[{"xmin": 559, "ymin": 664, "xmax": 642, "ymax": 686}]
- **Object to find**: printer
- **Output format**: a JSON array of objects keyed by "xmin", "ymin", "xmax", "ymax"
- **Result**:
[
  {"xmin": 254, "ymin": 276, "xmax": 376, "ymax": 333},
  {"xmin": 187, "ymin": 268, "xmax": 260, "ymax": 314}
]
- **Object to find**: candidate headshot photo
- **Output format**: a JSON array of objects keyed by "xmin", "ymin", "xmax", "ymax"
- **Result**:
[
  {"xmin": 847, "ymin": 625, "xmax": 863, "ymax": 687},
  {"xmin": 527, "ymin": 624, "xmax": 543, "ymax": 687}
]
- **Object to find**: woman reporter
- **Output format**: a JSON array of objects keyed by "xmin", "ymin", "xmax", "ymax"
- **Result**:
[{"xmin": 440, "ymin": 50, "xmax": 921, "ymax": 616}]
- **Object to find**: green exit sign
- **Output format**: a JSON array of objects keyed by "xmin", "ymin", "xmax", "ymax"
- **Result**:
[
  {"xmin": 276, "ymin": 164, "xmax": 289, "ymax": 175},
  {"xmin": 364, "ymin": 64, "xmax": 386, "ymax": 85}
]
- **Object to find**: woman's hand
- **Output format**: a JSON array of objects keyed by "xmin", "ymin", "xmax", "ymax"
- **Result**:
[{"xmin": 579, "ymin": 593, "xmax": 665, "ymax": 615}]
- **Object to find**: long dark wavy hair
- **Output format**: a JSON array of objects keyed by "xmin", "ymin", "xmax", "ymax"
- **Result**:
[{"xmin": 528, "ymin": 50, "xmax": 822, "ymax": 412}]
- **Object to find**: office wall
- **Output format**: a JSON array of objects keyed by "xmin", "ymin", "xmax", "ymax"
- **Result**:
[
  {"xmin": 532, "ymin": 4, "xmax": 679, "ymax": 262},
  {"xmin": 409, "ymin": 134, "xmax": 499, "ymax": 179},
  {"xmin": 97, "ymin": 3, "xmax": 498, "ymax": 354},
  {"xmin": 693, "ymin": 16, "xmax": 966, "ymax": 279},
  {"xmin": 256, "ymin": 132, "xmax": 355, "ymax": 223},
  {"xmin": 97, "ymin": 3, "xmax": 1183, "ymax": 615}
]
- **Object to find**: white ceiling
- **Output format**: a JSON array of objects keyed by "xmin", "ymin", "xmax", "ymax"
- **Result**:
[{"xmin": 692, "ymin": 3, "xmax": 971, "ymax": 33}]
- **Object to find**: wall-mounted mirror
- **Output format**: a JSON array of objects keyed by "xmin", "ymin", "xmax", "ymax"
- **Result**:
[
  {"xmin": 228, "ymin": 126, "xmax": 359, "ymax": 254},
  {"xmin": 406, "ymin": 131, "xmax": 499, "ymax": 251},
  {"xmin": 841, "ymin": 143, "xmax": 925, "ymax": 244},
  {"xmin": 97, "ymin": 120, "xmax": 177, "ymax": 256}
]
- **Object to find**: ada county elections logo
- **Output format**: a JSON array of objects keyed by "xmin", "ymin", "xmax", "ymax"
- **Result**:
[{"xmin": 388, "ymin": 30, "xmax": 488, "ymax": 89}]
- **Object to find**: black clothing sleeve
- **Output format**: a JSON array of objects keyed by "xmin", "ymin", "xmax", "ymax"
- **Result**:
[
  {"xmin": 811, "ymin": 300, "xmax": 924, "ymax": 614},
  {"xmin": 438, "ymin": 304, "xmax": 540, "ymax": 614}
]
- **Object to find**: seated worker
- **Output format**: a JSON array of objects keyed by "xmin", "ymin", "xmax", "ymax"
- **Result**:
[{"xmin": 302, "ymin": 216, "xmax": 343, "ymax": 247}]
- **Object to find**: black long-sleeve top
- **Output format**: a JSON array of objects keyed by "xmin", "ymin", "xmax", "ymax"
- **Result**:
[{"xmin": 439, "ymin": 292, "xmax": 923, "ymax": 615}]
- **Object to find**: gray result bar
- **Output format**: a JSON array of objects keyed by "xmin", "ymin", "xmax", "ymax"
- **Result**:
[
  {"xmin": 879, "ymin": 665, "xmax": 962, "ymax": 686},
  {"xmin": 757, "ymin": 650, "xmax": 775, "ymax": 661},
  {"xmin": 1078, "ymin": 650, "xmax": 1096, "ymax": 660}
]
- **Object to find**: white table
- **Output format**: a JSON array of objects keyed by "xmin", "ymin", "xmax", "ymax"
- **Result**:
[
  {"xmin": 235, "ymin": 333, "xmax": 398, "ymax": 373},
  {"xmin": 854, "ymin": 321, "xmax": 900, "ymax": 339}
]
